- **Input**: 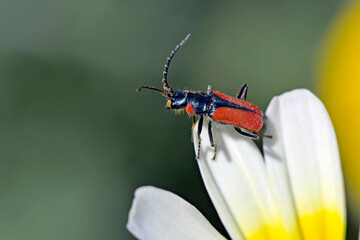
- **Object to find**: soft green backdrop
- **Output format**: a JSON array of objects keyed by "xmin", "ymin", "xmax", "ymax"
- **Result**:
[{"xmin": 0, "ymin": 0, "xmax": 355, "ymax": 239}]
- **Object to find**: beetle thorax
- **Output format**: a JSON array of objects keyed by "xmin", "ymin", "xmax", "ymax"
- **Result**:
[{"xmin": 185, "ymin": 92, "xmax": 212, "ymax": 115}]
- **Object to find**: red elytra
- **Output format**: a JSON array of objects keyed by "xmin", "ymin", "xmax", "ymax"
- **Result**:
[{"xmin": 210, "ymin": 91, "xmax": 263, "ymax": 132}]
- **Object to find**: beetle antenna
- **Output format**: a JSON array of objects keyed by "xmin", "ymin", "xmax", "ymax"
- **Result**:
[
  {"xmin": 136, "ymin": 85, "xmax": 171, "ymax": 98},
  {"xmin": 162, "ymin": 33, "xmax": 191, "ymax": 94}
]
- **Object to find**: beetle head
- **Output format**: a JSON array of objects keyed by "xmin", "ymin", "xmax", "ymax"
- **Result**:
[{"xmin": 167, "ymin": 90, "xmax": 188, "ymax": 109}]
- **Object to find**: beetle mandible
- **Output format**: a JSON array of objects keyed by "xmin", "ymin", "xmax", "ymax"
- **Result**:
[{"xmin": 137, "ymin": 34, "xmax": 270, "ymax": 160}]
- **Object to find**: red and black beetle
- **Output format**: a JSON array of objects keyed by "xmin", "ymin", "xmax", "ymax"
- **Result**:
[{"xmin": 137, "ymin": 34, "xmax": 270, "ymax": 160}]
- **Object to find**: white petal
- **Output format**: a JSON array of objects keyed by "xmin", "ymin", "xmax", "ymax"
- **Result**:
[
  {"xmin": 194, "ymin": 120, "xmax": 296, "ymax": 240},
  {"xmin": 264, "ymin": 89, "xmax": 346, "ymax": 240},
  {"xmin": 126, "ymin": 186, "xmax": 225, "ymax": 240}
]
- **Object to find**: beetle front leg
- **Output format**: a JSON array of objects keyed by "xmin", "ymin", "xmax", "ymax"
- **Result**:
[
  {"xmin": 208, "ymin": 121, "xmax": 216, "ymax": 160},
  {"xmin": 191, "ymin": 116, "xmax": 196, "ymax": 142},
  {"xmin": 196, "ymin": 115, "xmax": 203, "ymax": 159},
  {"xmin": 236, "ymin": 83, "xmax": 248, "ymax": 100}
]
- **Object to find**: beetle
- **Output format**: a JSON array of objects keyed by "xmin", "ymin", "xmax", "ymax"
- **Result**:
[{"xmin": 137, "ymin": 34, "xmax": 270, "ymax": 160}]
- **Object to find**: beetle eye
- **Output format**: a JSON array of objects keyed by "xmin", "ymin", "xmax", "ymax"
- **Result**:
[{"xmin": 166, "ymin": 99, "xmax": 172, "ymax": 109}]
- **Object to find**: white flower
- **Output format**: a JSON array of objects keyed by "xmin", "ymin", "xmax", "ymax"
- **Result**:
[{"xmin": 126, "ymin": 89, "xmax": 347, "ymax": 240}]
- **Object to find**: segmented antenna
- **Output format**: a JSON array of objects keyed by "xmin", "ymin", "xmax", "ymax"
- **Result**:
[
  {"xmin": 162, "ymin": 33, "xmax": 191, "ymax": 94},
  {"xmin": 136, "ymin": 85, "xmax": 170, "ymax": 98}
]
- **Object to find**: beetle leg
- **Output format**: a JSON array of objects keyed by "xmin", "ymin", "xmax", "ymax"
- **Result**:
[
  {"xmin": 234, "ymin": 127, "xmax": 259, "ymax": 140},
  {"xmin": 236, "ymin": 83, "xmax": 248, "ymax": 100},
  {"xmin": 196, "ymin": 116, "xmax": 204, "ymax": 159},
  {"xmin": 207, "ymin": 83, "xmax": 212, "ymax": 94},
  {"xmin": 208, "ymin": 121, "xmax": 216, "ymax": 160},
  {"xmin": 259, "ymin": 116, "xmax": 272, "ymax": 138},
  {"xmin": 191, "ymin": 116, "xmax": 196, "ymax": 142}
]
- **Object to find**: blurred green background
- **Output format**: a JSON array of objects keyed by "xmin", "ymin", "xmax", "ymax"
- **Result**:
[{"xmin": 0, "ymin": 0, "xmax": 355, "ymax": 239}]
